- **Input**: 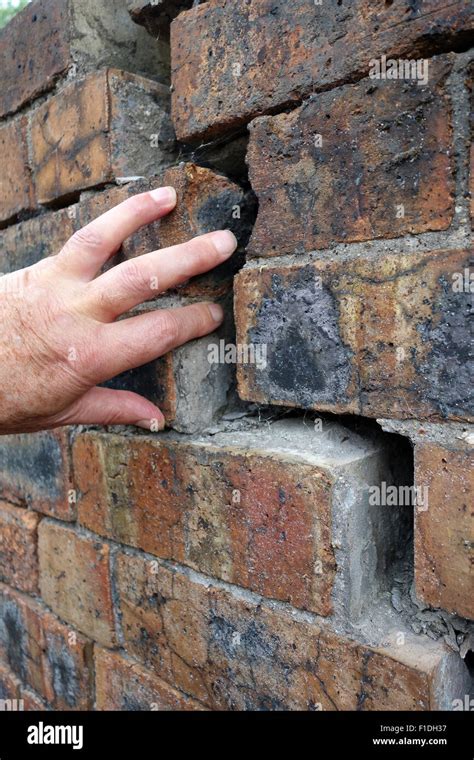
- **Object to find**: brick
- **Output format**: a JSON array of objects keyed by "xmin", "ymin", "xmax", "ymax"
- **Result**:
[
  {"xmin": 415, "ymin": 442, "xmax": 474, "ymax": 620},
  {"xmin": 0, "ymin": 502, "xmax": 40, "ymax": 594},
  {"xmin": 94, "ymin": 647, "xmax": 205, "ymax": 710},
  {"xmin": 0, "ymin": 118, "xmax": 34, "ymax": 226},
  {"xmin": 29, "ymin": 69, "xmax": 175, "ymax": 205},
  {"xmin": 248, "ymin": 56, "xmax": 455, "ymax": 256},
  {"xmin": 0, "ymin": 662, "xmax": 21, "ymax": 702},
  {"xmin": 171, "ymin": 0, "xmax": 473, "ymax": 143},
  {"xmin": 0, "ymin": 207, "xmax": 76, "ymax": 275},
  {"xmin": 73, "ymin": 421, "xmax": 411, "ymax": 617},
  {"xmin": 79, "ymin": 163, "xmax": 253, "ymax": 296},
  {"xmin": 114, "ymin": 551, "xmax": 470, "ymax": 710},
  {"xmin": 235, "ymin": 248, "xmax": 473, "ymax": 422},
  {"xmin": 0, "ymin": 429, "xmax": 75, "ymax": 520},
  {"xmin": 0, "ymin": 0, "xmax": 169, "ymax": 119},
  {"xmin": 0, "ymin": 583, "xmax": 93, "ymax": 709},
  {"xmin": 38, "ymin": 521, "xmax": 116, "ymax": 647},
  {"xmin": 128, "ymin": 0, "xmax": 192, "ymax": 37}
]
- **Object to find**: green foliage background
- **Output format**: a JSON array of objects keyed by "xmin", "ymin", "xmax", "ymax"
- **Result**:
[{"xmin": 0, "ymin": 0, "xmax": 30, "ymax": 30}]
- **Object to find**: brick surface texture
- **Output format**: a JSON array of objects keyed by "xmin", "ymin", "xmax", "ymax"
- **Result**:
[{"xmin": 0, "ymin": 0, "xmax": 471, "ymax": 714}]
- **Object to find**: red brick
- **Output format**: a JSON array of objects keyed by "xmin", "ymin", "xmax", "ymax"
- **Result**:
[
  {"xmin": 235, "ymin": 249, "xmax": 472, "ymax": 422},
  {"xmin": 114, "ymin": 551, "xmax": 468, "ymax": 710},
  {"xmin": 0, "ymin": 117, "xmax": 34, "ymax": 226},
  {"xmin": 38, "ymin": 521, "xmax": 116, "ymax": 647},
  {"xmin": 0, "ymin": 0, "xmax": 169, "ymax": 120},
  {"xmin": 0, "ymin": 502, "xmax": 40, "ymax": 594},
  {"xmin": 0, "ymin": 583, "xmax": 93, "ymax": 709},
  {"xmin": 171, "ymin": 0, "xmax": 472, "ymax": 142},
  {"xmin": 0, "ymin": 429, "xmax": 75, "ymax": 520},
  {"xmin": 29, "ymin": 69, "xmax": 173, "ymax": 205},
  {"xmin": 94, "ymin": 647, "xmax": 205, "ymax": 710},
  {"xmin": 415, "ymin": 442, "xmax": 474, "ymax": 620},
  {"xmin": 73, "ymin": 428, "xmax": 338, "ymax": 614},
  {"xmin": 78, "ymin": 163, "xmax": 251, "ymax": 296},
  {"xmin": 0, "ymin": 0, "xmax": 70, "ymax": 118},
  {"xmin": 248, "ymin": 56, "xmax": 455, "ymax": 256}
]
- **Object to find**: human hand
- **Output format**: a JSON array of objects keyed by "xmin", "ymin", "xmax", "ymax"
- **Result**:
[{"xmin": 0, "ymin": 186, "xmax": 237, "ymax": 434}]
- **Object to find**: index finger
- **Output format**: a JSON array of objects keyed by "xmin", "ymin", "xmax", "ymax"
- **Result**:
[{"xmin": 56, "ymin": 186, "xmax": 177, "ymax": 280}]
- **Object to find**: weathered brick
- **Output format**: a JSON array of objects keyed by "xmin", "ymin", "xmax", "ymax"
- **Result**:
[
  {"xmin": 235, "ymin": 248, "xmax": 473, "ymax": 422},
  {"xmin": 0, "ymin": 117, "xmax": 34, "ymax": 226},
  {"xmin": 128, "ymin": 0, "xmax": 192, "ymax": 37},
  {"xmin": 0, "ymin": 0, "xmax": 169, "ymax": 119},
  {"xmin": 29, "ymin": 69, "xmax": 174, "ymax": 205},
  {"xmin": 114, "ymin": 551, "xmax": 470, "ymax": 710},
  {"xmin": 94, "ymin": 647, "xmax": 205, "ymax": 710},
  {"xmin": 38, "ymin": 521, "xmax": 116, "ymax": 647},
  {"xmin": 0, "ymin": 206, "xmax": 76, "ymax": 275},
  {"xmin": 73, "ymin": 421, "xmax": 412, "ymax": 617},
  {"xmin": 79, "ymin": 163, "xmax": 253, "ymax": 296},
  {"xmin": 0, "ymin": 662, "xmax": 21, "ymax": 702},
  {"xmin": 248, "ymin": 56, "xmax": 455, "ymax": 256},
  {"xmin": 171, "ymin": 0, "xmax": 473, "ymax": 142},
  {"xmin": 0, "ymin": 502, "xmax": 40, "ymax": 594},
  {"xmin": 0, "ymin": 429, "xmax": 75, "ymax": 520},
  {"xmin": 0, "ymin": 583, "xmax": 93, "ymax": 709},
  {"xmin": 415, "ymin": 441, "xmax": 473, "ymax": 620}
]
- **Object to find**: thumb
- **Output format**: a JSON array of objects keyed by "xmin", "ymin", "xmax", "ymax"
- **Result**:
[{"xmin": 55, "ymin": 387, "xmax": 165, "ymax": 430}]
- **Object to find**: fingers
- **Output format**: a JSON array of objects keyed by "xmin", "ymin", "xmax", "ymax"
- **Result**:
[
  {"xmin": 92, "ymin": 302, "xmax": 224, "ymax": 381},
  {"xmin": 84, "ymin": 230, "xmax": 237, "ymax": 321},
  {"xmin": 56, "ymin": 387, "xmax": 165, "ymax": 430},
  {"xmin": 57, "ymin": 187, "xmax": 177, "ymax": 281}
]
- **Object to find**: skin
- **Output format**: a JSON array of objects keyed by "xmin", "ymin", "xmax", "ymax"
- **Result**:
[{"xmin": 0, "ymin": 185, "xmax": 237, "ymax": 435}]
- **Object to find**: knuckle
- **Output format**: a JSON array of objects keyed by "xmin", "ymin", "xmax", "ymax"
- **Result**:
[
  {"xmin": 118, "ymin": 259, "xmax": 147, "ymax": 295},
  {"xmin": 158, "ymin": 310, "xmax": 181, "ymax": 347},
  {"xmin": 65, "ymin": 225, "xmax": 104, "ymax": 252}
]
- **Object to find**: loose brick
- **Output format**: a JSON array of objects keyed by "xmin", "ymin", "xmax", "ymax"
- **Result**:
[
  {"xmin": 73, "ymin": 421, "xmax": 411, "ymax": 617},
  {"xmin": 248, "ymin": 56, "xmax": 455, "ymax": 256},
  {"xmin": 0, "ymin": 502, "xmax": 40, "ymax": 594},
  {"xmin": 95, "ymin": 647, "xmax": 205, "ymax": 710},
  {"xmin": 0, "ymin": 429, "xmax": 75, "ymax": 520},
  {"xmin": 129, "ymin": 0, "xmax": 192, "ymax": 37},
  {"xmin": 29, "ymin": 69, "xmax": 174, "ymax": 205},
  {"xmin": 235, "ymin": 248, "xmax": 473, "ymax": 421},
  {"xmin": 79, "ymin": 163, "xmax": 253, "ymax": 296},
  {"xmin": 0, "ymin": 583, "xmax": 93, "ymax": 709},
  {"xmin": 171, "ymin": 0, "xmax": 473, "ymax": 142},
  {"xmin": 415, "ymin": 442, "xmax": 474, "ymax": 620},
  {"xmin": 0, "ymin": 118, "xmax": 34, "ymax": 226},
  {"xmin": 114, "ymin": 551, "xmax": 470, "ymax": 710},
  {"xmin": 0, "ymin": 0, "xmax": 169, "ymax": 119},
  {"xmin": 38, "ymin": 521, "xmax": 116, "ymax": 647}
]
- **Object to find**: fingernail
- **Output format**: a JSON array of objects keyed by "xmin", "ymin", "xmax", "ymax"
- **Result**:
[
  {"xmin": 209, "ymin": 303, "xmax": 224, "ymax": 323},
  {"xmin": 150, "ymin": 186, "xmax": 177, "ymax": 207},
  {"xmin": 135, "ymin": 417, "xmax": 165, "ymax": 431},
  {"xmin": 212, "ymin": 229, "xmax": 238, "ymax": 258}
]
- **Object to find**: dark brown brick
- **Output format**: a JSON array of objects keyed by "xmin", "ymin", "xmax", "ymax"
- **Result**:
[
  {"xmin": 0, "ymin": 207, "xmax": 76, "ymax": 274},
  {"xmin": 0, "ymin": 583, "xmax": 93, "ymax": 709},
  {"xmin": 128, "ymin": 0, "xmax": 192, "ymax": 37},
  {"xmin": 235, "ymin": 249, "xmax": 473, "ymax": 421},
  {"xmin": 171, "ymin": 0, "xmax": 473, "ymax": 142},
  {"xmin": 0, "ymin": 430, "xmax": 75, "ymax": 520},
  {"xmin": 248, "ymin": 56, "xmax": 455, "ymax": 256}
]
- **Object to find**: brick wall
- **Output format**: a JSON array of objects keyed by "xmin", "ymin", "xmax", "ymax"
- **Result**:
[{"xmin": 0, "ymin": 0, "xmax": 472, "ymax": 712}]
